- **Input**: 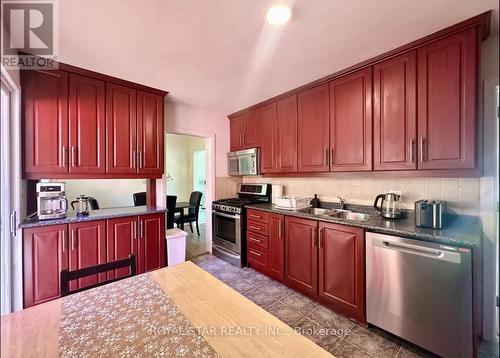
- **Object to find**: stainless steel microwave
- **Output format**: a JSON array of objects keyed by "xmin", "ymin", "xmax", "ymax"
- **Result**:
[{"xmin": 228, "ymin": 148, "xmax": 259, "ymax": 176}]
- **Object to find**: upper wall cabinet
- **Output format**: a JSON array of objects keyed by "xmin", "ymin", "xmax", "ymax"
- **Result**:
[
  {"xmin": 259, "ymin": 103, "xmax": 278, "ymax": 173},
  {"xmin": 329, "ymin": 68, "xmax": 373, "ymax": 172},
  {"xmin": 22, "ymin": 63, "xmax": 167, "ymax": 179},
  {"xmin": 297, "ymin": 84, "xmax": 330, "ymax": 172},
  {"xmin": 373, "ymin": 51, "xmax": 417, "ymax": 171},
  {"xmin": 229, "ymin": 109, "xmax": 260, "ymax": 151},
  {"xmin": 417, "ymin": 28, "xmax": 478, "ymax": 170}
]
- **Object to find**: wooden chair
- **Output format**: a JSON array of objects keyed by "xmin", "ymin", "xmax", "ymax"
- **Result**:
[
  {"xmin": 60, "ymin": 255, "xmax": 136, "ymax": 297},
  {"xmin": 175, "ymin": 191, "xmax": 203, "ymax": 236},
  {"xmin": 133, "ymin": 192, "xmax": 147, "ymax": 206}
]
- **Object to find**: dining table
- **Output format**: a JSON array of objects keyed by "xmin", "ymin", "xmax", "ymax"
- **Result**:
[
  {"xmin": 0, "ymin": 261, "xmax": 331, "ymax": 357},
  {"xmin": 175, "ymin": 201, "xmax": 196, "ymax": 230}
]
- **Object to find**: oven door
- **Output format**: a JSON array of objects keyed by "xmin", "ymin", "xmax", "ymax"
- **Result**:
[
  {"xmin": 227, "ymin": 154, "xmax": 240, "ymax": 176},
  {"xmin": 212, "ymin": 211, "xmax": 241, "ymax": 253}
]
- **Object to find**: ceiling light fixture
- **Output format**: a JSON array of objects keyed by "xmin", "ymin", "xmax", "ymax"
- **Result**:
[{"xmin": 266, "ymin": 4, "xmax": 292, "ymax": 26}]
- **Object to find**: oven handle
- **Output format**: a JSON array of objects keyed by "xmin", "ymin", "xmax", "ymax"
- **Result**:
[{"xmin": 213, "ymin": 211, "xmax": 241, "ymax": 220}]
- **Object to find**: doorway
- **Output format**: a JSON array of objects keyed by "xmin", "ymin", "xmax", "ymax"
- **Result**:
[{"xmin": 165, "ymin": 132, "xmax": 211, "ymax": 259}]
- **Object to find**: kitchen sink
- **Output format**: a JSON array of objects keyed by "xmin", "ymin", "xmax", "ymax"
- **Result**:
[
  {"xmin": 329, "ymin": 211, "xmax": 374, "ymax": 221},
  {"xmin": 300, "ymin": 207, "xmax": 334, "ymax": 216}
]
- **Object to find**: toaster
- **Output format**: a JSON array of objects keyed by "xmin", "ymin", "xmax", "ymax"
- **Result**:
[{"xmin": 414, "ymin": 200, "xmax": 446, "ymax": 229}]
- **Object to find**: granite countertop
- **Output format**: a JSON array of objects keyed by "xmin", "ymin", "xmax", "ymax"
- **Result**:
[
  {"xmin": 20, "ymin": 206, "xmax": 167, "ymax": 229},
  {"xmin": 245, "ymin": 203, "xmax": 482, "ymax": 248}
]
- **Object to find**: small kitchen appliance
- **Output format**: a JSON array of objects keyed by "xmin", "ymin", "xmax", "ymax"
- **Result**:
[
  {"xmin": 71, "ymin": 195, "xmax": 90, "ymax": 216},
  {"xmin": 36, "ymin": 182, "xmax": 68, "ymax": 220},
  {"xmin": 227, "ymin": 148, "xmax": 259, "ymax": 176},
  {"xmin": 212, "ymin": 183, "xmax": 271, "ymax": 267},
  {"xmin": 415, "ymin": 200, "xmax": 446, "ymax": 229},
  {"xmin": 373, "ymin": 193, "xmax": 402, "ymax": 219}
]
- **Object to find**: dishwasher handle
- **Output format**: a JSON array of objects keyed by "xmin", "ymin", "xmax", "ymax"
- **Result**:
[{"xmin": 372, "ymin": 237, "xmax": 462, "ymax": 264}]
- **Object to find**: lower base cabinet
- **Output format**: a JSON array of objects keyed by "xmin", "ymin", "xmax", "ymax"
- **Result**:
[{"xmin": 23, "ymin": 213, "xmax": 165, "ymax": 308}]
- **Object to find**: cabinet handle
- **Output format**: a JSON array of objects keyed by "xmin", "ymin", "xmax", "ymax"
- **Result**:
[
  {"xmin": 249, "ymin": 250, "xmax": 262, "ymax": 257},
  {"xmin": 239, "ymin": 133, "xmax": 243, "ymax": 146},
  {"xmin": 242, "ymin": 133, "xmax": 245, "ymax": 145},
  {"xmin": 248, "ymin": 214, "xmax": 261, "ymax": 219},
  {"xmin": 331, "ymin": 148, "xmax": 335, "ymax": 166},
  {"xmin": 409, "ymin": 138, "xmax": 415, "ymax": 163},
  {"xmin": 62, "ymin": 230, "xmax": 67, "ymax": 252},
  {"xmin": 248, "ymin": 237, "xmax": 261, "ymax": 243},
  {"xmin": 420, "ymin": 137, "xmax": 426, "ymax": 162},
  {"xmin": 133, "ymin": 221, "xmax": 137, "ymax": 240},
  {"xmin": 249, "ymin": 225, "xmax": 261, "ymax": 231},
  {"xmin": 62, "ymin": 145, "xmax": 67, "ymax": 166},
  {"xmin": 71, "ymin": 146, "xmax": 76, "ymax": 167},
  {"xmin": 140, "ymin": 220, "xmax": 144, "ymax": 238},
  {"xmin": 140, "ymin": 150, "xmax": 144, "ymax": 168},
  {"xmin": 325, "ymin": 149, "xmax": 329, "ymax": 165},
  {"xmin": 278, "ymin": 223, "xmax": 281, "ymax": 238},
  {"xmin": 319, "ymin": 228, "xmax": 325, "ymax": 249},
  {"xmin": 71, "ymin": 230, "xmax": 76, "ymax": 250}
]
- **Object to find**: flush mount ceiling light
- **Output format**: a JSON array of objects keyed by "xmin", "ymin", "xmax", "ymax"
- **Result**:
[{"xmin": 266, "ymin": 4, "xmax": 292, "ymax": 25}]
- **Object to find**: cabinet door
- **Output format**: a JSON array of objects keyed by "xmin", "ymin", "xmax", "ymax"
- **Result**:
[
  {"xmin": 68, "ymin": 74, "xmax": 106, "ymax": 174},
  {"xmin": 138, "ymin": 213, "xmax": 165, "ymax": 273},
  {"xmin": 318, "ymin": 222, "xmax": 365, "ymax": 323},
  {"xmin": 277, "ymin": 95, "xmax": 298, "ymax": 172},
  {"xmin": 106, "ymin": 83, "xmax": 137, "ymax": 174},
  {"xmin": 22, "ymin": 70, "xmax": 68, "ymax": 175},
  {"xmin": 107, "ymin": 216, "xmax": 138, "ymax": 279},
  {"xmin": 243, "ymin": 108, "xmax": 260, "ymax": 148},
  {"xmin": 374, "ymin": 51, "xmax": 417, "ymax": 171},
  {"xmin": 329, "ymin": 68, "xmax": 373, "ymax": 171},
  {"xmin": 259, "ymin": 103, "xmax": 278, "ymax": 173},
  {"xmin": 284, "ymin": 216, "xmax": 318, "ymax": 296},
  {"xmin": 297, "ymin": 84, "xmax": 330, "ymax": 172},
  {"xmin": 137, "ymin": 91, "xmax": 164, "ymax": 175},
  {"xmin": 23, "ymin": 225, "xmax": 68, "ymax": 307},
  {"xmin": 68, "ymin": 220, "xmax": 106, "ymax": 291},
  {"xmin": 269, "ymin": 214, "xmax": 285, "ymax": 282},
  {"xmin": 417, "ymin": 28, "xmax": 477, "ymax": 170},
  {"xmin": 230, "ymin": 115, "xmax": 244, "ymax": 151}
]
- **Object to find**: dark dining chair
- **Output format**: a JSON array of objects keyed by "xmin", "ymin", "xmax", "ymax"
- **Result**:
[
  {"xmin": 133, "ymin": 192, "xmax": 147, "ymax": 206},
  {"xmin": 60, "ymin": 255, "xmax": 136, "ymax": 297},
  {"xmin": 175, "ymin": 191, "xmax": 203, "ymax": 236},
  {"xmin": 166, "ymin": 195, "xmax": 177, "ymax": 229}
]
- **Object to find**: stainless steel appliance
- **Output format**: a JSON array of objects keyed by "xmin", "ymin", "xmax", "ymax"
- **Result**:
[
  {"xmin": 71, "ymin": 195, "xmax": 90, "ymax": 216},
  {"xmin": 366, "ymin": 232, "xmax": 473, "ymax": 358},
  {"xmin": 212, "ymin": 183, "xmax": 270, "ymax": 267},
  {"xmin": 373, "ymin": 192, "xmax": 402, "ymax": 219},
  {"xmin": 228, "ymin": 148, "xmax": 259, "ymax": 176},
  {"xmin": 415, "ymin": 200, "xmax": 447, "ymax": 229},
  {"xmin": 36, "ymin": 182, "xmax": 68, "ymax": 220}
]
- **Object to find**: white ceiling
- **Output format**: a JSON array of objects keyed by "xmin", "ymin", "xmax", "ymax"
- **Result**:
[{"xmin": 59, "ymin": 0, "xmax": 499, "ymax": 114}]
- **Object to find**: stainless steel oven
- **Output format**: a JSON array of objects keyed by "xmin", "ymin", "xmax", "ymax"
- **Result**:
[{"xmin": 212, "ymin": 210, "xmax": 241, "ymax": 254}]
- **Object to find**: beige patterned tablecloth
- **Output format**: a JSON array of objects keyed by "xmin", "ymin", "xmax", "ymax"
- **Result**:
[{"xmin": 59, "ymin": 273, "xmax": 218, "ymax": 357}]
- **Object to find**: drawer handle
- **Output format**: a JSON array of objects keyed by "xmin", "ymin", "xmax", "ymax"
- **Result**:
[
  {"xmin": 249, "ymin": 226, "xmax": 262, "ymax": 231},
  {"xmin": 248, "ymin": 237, "xmax": 261, "ymax": 243},
  {"xmin": 249, "ymin": 250, "xmax": 262, "ymax": 257},
  {"xmin": 249, "ymin": 214, "xmax": 262, "ymax": 219}
]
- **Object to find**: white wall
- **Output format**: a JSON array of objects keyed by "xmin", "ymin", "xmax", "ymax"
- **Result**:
[{"xmin": 64, "ymin": 179, "xmax": 147, "ymax": 209}]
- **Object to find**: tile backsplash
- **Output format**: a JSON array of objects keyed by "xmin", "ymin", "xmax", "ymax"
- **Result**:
[{"xmin": 242, "ymin": 176, "xmax": 480, "ymax": 215}]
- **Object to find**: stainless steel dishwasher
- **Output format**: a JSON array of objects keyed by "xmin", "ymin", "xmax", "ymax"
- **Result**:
[{"xmin": 366, "ymin": 232, "xmax": 473, "ymax": 358}]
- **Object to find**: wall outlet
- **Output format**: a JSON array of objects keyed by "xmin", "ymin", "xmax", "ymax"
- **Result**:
[{"xmin": 387, "ymin": 189, "xmax": 403, "ymax": 200}]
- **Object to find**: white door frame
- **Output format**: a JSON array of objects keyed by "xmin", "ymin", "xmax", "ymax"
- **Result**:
[
  {"xmin": 1, "ymin": 65, "xmax": 22, "ymax": 313},
  {"xmin": 162, "ymin": 129, "xmax": 215, "ymax": 254}
]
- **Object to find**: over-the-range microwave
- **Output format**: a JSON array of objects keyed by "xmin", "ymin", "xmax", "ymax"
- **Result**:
[{"xmin": 228, "ymin": 148, "xmax": 259, "ymax": 176}]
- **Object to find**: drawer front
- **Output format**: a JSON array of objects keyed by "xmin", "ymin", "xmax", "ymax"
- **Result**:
[
  {"xmin": 247, "ymin": 209, "xmax": 269, "ymax": 223},
  {"xmin": 246, "ymin": 231, "xmax": 269, "ymax": 249},
  {"xmin": 247, "ymin": 243, "xmax": 268, "ymax": 272},
  {"xmin": 247, "ymin": 220, "xmax": 269, "ymax": 236}
]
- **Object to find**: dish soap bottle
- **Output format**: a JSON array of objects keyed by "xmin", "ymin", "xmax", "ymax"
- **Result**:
[{"xmin": 310, "ymin": 194, "xmax": 320, "ymax": 208}]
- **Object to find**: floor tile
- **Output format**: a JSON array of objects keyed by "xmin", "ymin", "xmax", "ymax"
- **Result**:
[
  {"xmin": 397, "ymin": 341, "xmax": 438, "ymax": 358},
  {"xmin": 293, "ymin": 317, "xmax": 340, "ymax": 349},
  {"xmin": 242, "ymin": 286, "xmax": 279, "ymax": 308},
  {"xmin": 265, "ymin": 301, "xmax": 303, "ymax": 327},
  {"xmin": 332, "ymin": 340, "xmax": 372, "ymax": 358},
  {"xmin": 306, "ymin": 303, "xmax": 355, "ymax": 337},
  {"xmin": 225, "ymin": 278, "xmax": 255, "ymax": 294},
  {"xmin": 259, "ymin": 281, "xmax": 294, "ymax": 301},
  {"xmin": 345, "ymin": 324, "xmax": 401, "ymax": 358},
  {"xmin": 478, "ymin": 337, "xmax": 500, "ymax": 358},
  {"xmin": 280, "ymin": 290, "xmax": 317, "ymax": 315},
  {"xmin": 237, "ymin": 268, "xmax": 273, "ymax": 287}
]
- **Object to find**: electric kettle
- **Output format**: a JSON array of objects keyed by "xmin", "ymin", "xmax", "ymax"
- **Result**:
[
  {"xmin": 71, "ymin": 195, "xmax": 90, "ymax": 216},
  {"xmin": 373, "ymin": 193, "xmax": 402, "ymax": 219}
]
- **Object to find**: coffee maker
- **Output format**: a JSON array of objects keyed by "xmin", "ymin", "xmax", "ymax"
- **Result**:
[{"xmin": 36, "ymin": 182, "xmax": 68, "ymax": 220}]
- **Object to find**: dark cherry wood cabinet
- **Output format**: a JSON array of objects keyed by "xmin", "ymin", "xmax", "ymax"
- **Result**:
[
  {"xmin": 374, "ymin": 51, "xmax": 417, "ymax": 171},
  {"xmin": 22, "ymin": 70, "xmax": 68, "ymax": 175},
  {"xmin": 276, "ymin": 95, "xmax": 298, "ymax": 173},
  {"xmin": 417, "ymin": 27, "xmax": 478, "ymax": 170},
  {"xmin": 243, "ymin": 109, "xmax": 260, "ymax": 148},
  {"xmin": 260, "ymin": 103, "xmax": 278, "ymax": 173},
  {"xmin": 23, "ymin": 224, "xmax": 68, "ymax": 307},
  {"xmin": 138, "ymin": 213, "xmax": 166, "ymax": 273},
  {"xmin": 318, "ymin": 222, "xmax": 365, "ymax": 323},
  {"xmin": 297, "ymin": 84, "xmax": 330, "ymax": 172},
  {"xmin": 106, "ymin": 216, "xmax": 138, "ymax": 279},
  {"xmin": 284, "ymin": 216, "xmax": 318, "ymax": 296},
  {"xmin": 329, "ymin": 68, "xmax": 372, "ymax": 172},
  {"xmin": 106, "ymin": 83, "xmax": 137, "ymax": 175},
  {"xmin": 229, "ymin": 114, "xmax": 245, "ymax": 151},
  {"xmin": 137, "ymin": 91, "xmax": 164, "ymax": 175},
  {"xmin": 268, "ymin": 213, "xmax": 285, "ymax": 282},
  {"xmin": 68, "ymin": 74, "xmax": 106, "ymax": 174},
  {"xmin": 68, "ymin": 220, "xmax": 106, "ymax": 291}
]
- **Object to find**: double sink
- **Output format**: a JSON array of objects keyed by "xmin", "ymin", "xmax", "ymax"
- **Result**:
[{"xmin": 299, "ymin": 207, "xmax": 376, "ymax": 221}]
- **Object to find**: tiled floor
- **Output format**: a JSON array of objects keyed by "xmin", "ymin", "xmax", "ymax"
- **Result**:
[
  {"xmin": 185, "ymin": 223, "xmax": 207, "ymax": 260},
  {"xmin": 191, "ymin": 253, "xmax": 499, "ymax": 358}
]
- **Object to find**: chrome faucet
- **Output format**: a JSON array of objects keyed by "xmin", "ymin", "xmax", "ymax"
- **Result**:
[{"xmin": 337, "ymin": 196, "xmax": 346, "ymax": 210}]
